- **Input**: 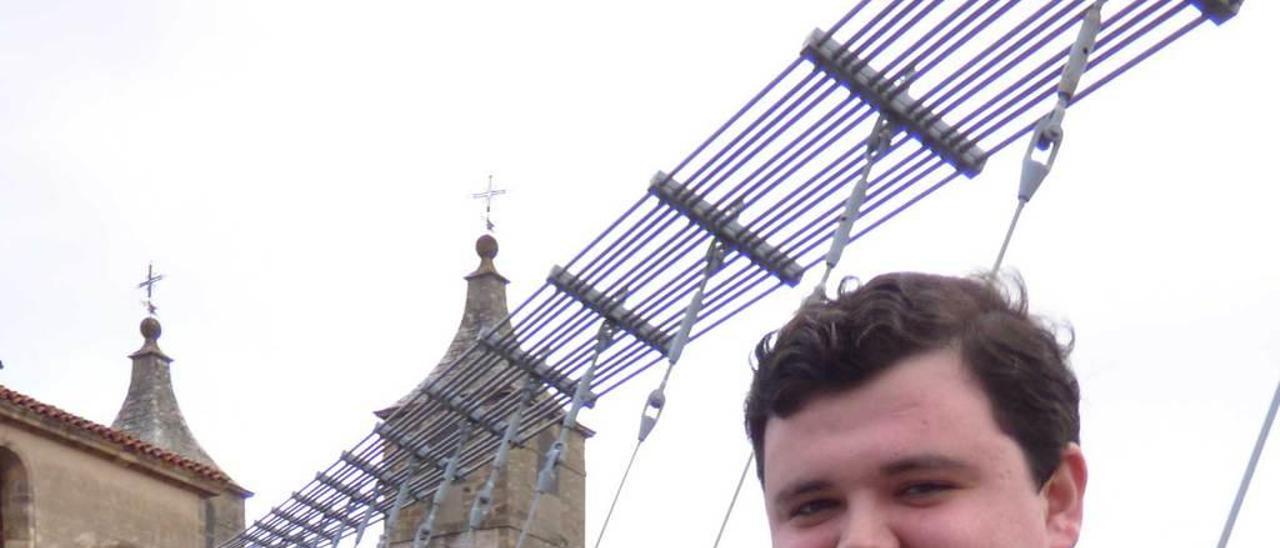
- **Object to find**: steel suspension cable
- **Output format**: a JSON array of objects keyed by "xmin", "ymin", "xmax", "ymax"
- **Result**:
[
  {"xmin": 993, "ymin": 0, "xmax": 1104, "ymax": 272},
  {"xmin": 517, "ymin": 320, "xmax": 618, "ymax": 548},
  {"xmin": 711, "ymin": 452, "xmax": 755, "ymax": 548},
  {"xmin": 683, "ymin": 69, "xmax": 823, "ymax": 194},
  {"xmin": 813, "ymin": 111, "xmax": 899, "ymax": 296},
  {"xmin": 594, "ymin": 240, "xmax": 727, "ymax": 548},
  {"xmin": 692, "ymin": 77, "xmax": 837, "ymax": 196},
  {"xmin": 462, "ymin": 377, "xmax": 537, "ymax": 547},
  {"xmin": 957, "ymin": 1, "xmax": 1161, "ymax": 138},
  {"xmin": 1217, "ymin": 375, "xmax": 1280, "ymax": 548},
  {"xmin": 917, "ymin": 0, "xmax": 1088, "ymax": 115}
]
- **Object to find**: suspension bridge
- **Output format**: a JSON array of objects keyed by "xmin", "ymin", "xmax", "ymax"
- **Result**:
[{"xmin": 220, "ymin": 1, "xmax": 1253, "ymax": 546}]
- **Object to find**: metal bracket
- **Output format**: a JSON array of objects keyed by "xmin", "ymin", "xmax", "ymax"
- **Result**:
[
  {"xmin": 803, "ymin": 29, "xmax": 988, "ymax": 176},
  {"xmin": 547, "ymin": 266, "xmax": 671, "ymax": 354},
  {"xmin": 1190, "ymin": 0, "xmax": 1242, "ymax": 24},
  {"xmin": 649, "ymin": 173, "xmax": 805, "ymax": 286},
  {"xmin": 479, "ymin": 330, "xmax": 596, "ymax": 407}
]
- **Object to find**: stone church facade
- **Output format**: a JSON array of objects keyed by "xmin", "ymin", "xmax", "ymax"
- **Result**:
[
  {"xmin": 0, "ymin": 232, "xmax": 586, "ymax": 547},
  {"xmin": 0, "ymin": 316, "xmax": 249, "ymax": 547}
]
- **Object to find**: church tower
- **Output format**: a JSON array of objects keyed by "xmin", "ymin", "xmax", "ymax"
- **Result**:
[
  {"xmin": 111, "ymin": 313, "xmax": 249, "ymax": 545},
  {"xmin": 379, "ymin": 234, "xmax": 589, "ymax": 548},
  {"xmin": 112, "ymin": 316, "xmax": 216, "ymax": 465}
]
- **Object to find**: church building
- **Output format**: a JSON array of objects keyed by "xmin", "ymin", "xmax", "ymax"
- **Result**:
[
  {"xmin": 0, "ymin": 232, "xmax": 586, "ymax": 548},
  {"xmin": 0, "ymin": 314, "xmax": 249, "ymax": 547},
  {"xmin": 376, "ymin": 234, "xmax": 590, "ymax": 548}
]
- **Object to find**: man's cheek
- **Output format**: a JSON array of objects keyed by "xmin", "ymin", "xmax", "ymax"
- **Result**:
[{"xmin": 772, "ymin": 522, "xmax": 841, "ymax": 548}]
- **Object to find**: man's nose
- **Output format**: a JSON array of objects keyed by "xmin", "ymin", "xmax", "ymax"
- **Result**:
[{"xmin": 835, "ymin": 506, "xmax": 898, "ymax": 548}]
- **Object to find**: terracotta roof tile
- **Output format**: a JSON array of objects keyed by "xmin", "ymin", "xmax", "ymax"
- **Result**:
[{"xmin": 0, "ymin": 384, "xmax": 230, "ymax": 483}]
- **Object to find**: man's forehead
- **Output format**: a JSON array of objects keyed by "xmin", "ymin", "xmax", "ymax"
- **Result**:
[
  {"xmin": 761, "ymin": 349, "xmax": 1008, "ymax": 488},
  {"xmin": 770, "ymin": 349, "xmax": 986, "ymax": 429}
]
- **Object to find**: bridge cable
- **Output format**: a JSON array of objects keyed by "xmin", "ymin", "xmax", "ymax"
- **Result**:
[
  {"xmin": 593, "ymin": 239, "xmax": 729, "ymax": 548},
  {"xmin": 1217, "ymin": 375, "xmax": 1280, "ymax": 548},
  {"xmin": 516, "ymin": 320, "xmax": 619, "ymax": 548},
  {"xmin": 993, "ymin": 0, "xmax": 1104, "ymax": 273},
  {"xmin": 461, "ymin": 376, "xmax": 539, "ymax": 548},
  {"xmin": 412, "ymin": 420, "xmax": 475, "ymax": 548},
  {"xmin": 712, "ymin": 452, "xmax": 755, "ymax": 548},
  {"xmin": 812, "ymin": 110, "xmax": 900, "ymax": 300},
  {"xmin": 708, "ymin": 107, "xmax": 907, "ymax": 548},
  {"xmin": 377, "ymin": 454, "xmax": 427, "ymax": 548}
]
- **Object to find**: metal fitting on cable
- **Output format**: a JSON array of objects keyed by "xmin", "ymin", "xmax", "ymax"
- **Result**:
[
  {"xmin": 377, "ymin": 455, "xmax": 423, "ymax": 548},
  {"xmin": 814, "ymin": 112, "xmax": 899, "ymax": 303},
  {"xmin": 596, "ymin": 239, "xmax": 729, "ymax": 548},
  {"xmin": 638, "ymin": 388, "xmax": 667, "ymax": 443},
  {"xmin": 1190, "ymin": 0, "xmax": 1243, "ymax": 24},
  {"xmin": 468, "ymin": 378, "xmax": 537, "ymax": 531},
  {"xmin": 1021, "ymin": 0, "xmax": 1102, "ymax": 204},
  {"xmin": 1058, "ymin": 2, "xmax": 1103, "ymax": 101},
  {"xmin": 537, "ymin": 441, "xmax": 565, "ymax": 492},
  {"xmin": 595, "ymin": 320, "xmax": 618, "ymax": 353},
  {"xmin": 638, "ymin": 240, "xmax": 725, "ymax": 442},
  {"xmin": 997, "ymin": 1, "xmax": 1106, "ymax": 273},
  {"xmin": 412, "ymin": 421, "xmax": 474, "ymax": 548},
  {"xmin": 517, "ymin": 320, "xmax": 617, "ymax": 548},
  {"xmin": 664, "ymin": 241, "xmax": 725, "ymax": 368}
]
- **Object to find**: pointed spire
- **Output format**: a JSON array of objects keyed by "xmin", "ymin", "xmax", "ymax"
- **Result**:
[
  {"xmin": 379, "ymin": 234, "xmax": 517, "ymax": 416},
  {"xmin": 449, "ymin": 234, "xmax": 512, "ymax": 371},
  {"xmin": 112, "ymin": 315, "xmax": 219, "ymax": 468}
]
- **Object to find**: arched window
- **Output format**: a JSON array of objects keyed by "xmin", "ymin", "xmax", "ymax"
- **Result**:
[{"xmin": 0, "ymin": 446, "xmax": 33, "ymax": 548}]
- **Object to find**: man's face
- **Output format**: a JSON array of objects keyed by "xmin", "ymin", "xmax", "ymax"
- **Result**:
[{"xmin": 761, "ymin": 348, "xmax": 1085, "ymax": 548}]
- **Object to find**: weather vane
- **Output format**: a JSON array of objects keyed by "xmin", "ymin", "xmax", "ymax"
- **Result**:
[
  {"xmin": 471, "ymin": 174, "xmax": 507, "ymax": 232},
  {"xmin": 137, "ymin": 263, "xmax": 165, "ymax": 316}
]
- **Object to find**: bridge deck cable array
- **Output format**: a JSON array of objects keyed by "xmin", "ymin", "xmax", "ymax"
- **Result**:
[{"xmin": 220, "ymin": 1, "xmax": 1238, "ymax": 546}]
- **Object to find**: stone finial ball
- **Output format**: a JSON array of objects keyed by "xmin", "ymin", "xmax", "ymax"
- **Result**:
[
  {"xmin": 476, "ymin": 234, "xmax": 499, "ymax": 259},
  {"xmin": 140, "ymin": 316, "xmax": 162, "ymax": 340}
]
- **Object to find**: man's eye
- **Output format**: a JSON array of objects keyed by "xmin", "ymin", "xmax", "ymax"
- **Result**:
[
  {"xmin": 790, "ymin": 498, "xmax": 839, "ymax": 520},
  {"xmin": 897, "ymin": 481, "xmax": 956, "ymax": 500}
]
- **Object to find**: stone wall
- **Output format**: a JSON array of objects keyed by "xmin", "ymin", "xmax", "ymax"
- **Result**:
[
  {"xmin": 388, "ymin": 427, "xmax": 587, "ymax": 548},
  {"xmin": 206, "ymin": 490, "xmax": 247, "ymax": 547},
  {"xmin": 0, "ymin": 422, "xmax": 214, "ymax": 548}
]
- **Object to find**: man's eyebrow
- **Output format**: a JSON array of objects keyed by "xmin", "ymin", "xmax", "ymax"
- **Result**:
[
  {"xmin": 880, "ymin": 454, "xmax": 973, "ymax": 476},
  {"xmin": 772, "ymin": 479, "xmax": 834, "ymax": 505}
]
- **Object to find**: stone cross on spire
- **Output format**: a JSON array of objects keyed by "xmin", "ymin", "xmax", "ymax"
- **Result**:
[
  {"xmin": 137, "ymin": 262, "xmax": 165, "ymax": 316},
  {"xmin": 471, "ymin": 174, "xmax": 507, "ymax": 232}
]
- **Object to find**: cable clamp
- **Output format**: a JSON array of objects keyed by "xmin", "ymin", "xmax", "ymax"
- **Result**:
[
  {"xmin": 1059, "ymin": 2, "xmax": 1105, "ymax": 100},
  {"xmin": 638, "ymin": 388, "xmax": 667, "ymax": 442},
  {"xmin": 1020, "ymin": 106, "xmax": 1064, "ymax": 203}
]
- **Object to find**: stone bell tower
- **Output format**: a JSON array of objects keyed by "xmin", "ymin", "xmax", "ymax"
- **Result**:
[
  {"xmin": 112, "ymin": 316, "xmax": 215, "ymax": 464},
  {"xmin": 112, "ymin": 314, "xmax": 250, "ymax": 545},
  {"xmin": 378, "ymin": 234, "xmax": 589, "ymax": 548}
]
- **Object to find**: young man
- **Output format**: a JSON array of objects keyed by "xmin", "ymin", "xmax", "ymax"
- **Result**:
[{"xmin": 745, "ymin": 272, "xmax": 1086, "ymax": 547}]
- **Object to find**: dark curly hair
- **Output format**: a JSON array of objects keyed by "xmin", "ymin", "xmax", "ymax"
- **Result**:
[{"xmin": 745, "ymin": 272, "xmax": 1078, "ymax": 487}]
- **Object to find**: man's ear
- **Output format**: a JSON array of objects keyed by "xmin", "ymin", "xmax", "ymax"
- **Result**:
[{"xmin": 1042, "ymin": 443, "xmax": 1088, "ymax": 548}]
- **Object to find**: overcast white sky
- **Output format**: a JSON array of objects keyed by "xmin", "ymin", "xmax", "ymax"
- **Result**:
[{"xmin": 2, "ymin": 1, "xmax": 1277, "ymax": 547}]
